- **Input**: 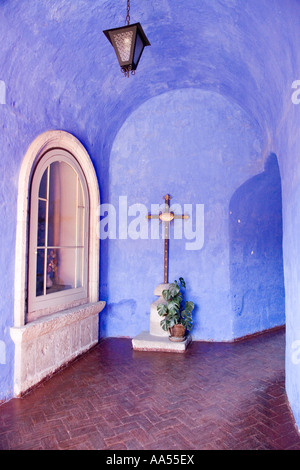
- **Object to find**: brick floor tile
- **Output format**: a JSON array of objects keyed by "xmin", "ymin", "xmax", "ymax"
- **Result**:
[{"xmin": 0, "ymin": 329, "xmax": 300, "ymax": 450}]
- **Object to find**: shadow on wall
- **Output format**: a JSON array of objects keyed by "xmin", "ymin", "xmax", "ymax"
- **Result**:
[{"xmin": 229, "ymin": 153, "xmax": 285, "ymax": 339}]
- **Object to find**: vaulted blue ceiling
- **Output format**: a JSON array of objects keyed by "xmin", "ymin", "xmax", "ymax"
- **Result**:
[{"xmin": 1, "ymin": 0, "xmax": 300, "ymax": 165}]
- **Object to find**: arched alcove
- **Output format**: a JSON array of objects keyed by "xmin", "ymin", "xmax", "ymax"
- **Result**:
[
  {"xmin": 229, "ymin": 153, "xmax": 285, "ymax": 338},
  {"xmin": 99, "ymin": 88, "xmax": 266, "ymax": 341}
]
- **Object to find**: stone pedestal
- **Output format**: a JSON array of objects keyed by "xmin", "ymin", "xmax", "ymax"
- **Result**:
[
  {"xmin": 150, "ymin": 283, "xmax": 170, "ymax": 337},
  {"xmin": 132, "ymin": 331, "xmax": 192, "ymax": 353},
  {"xmin": 132, "ymin": 284, "xmax": 192, "ymax": 353}
]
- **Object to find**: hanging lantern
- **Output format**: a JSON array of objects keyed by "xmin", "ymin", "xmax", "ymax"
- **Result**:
[{"xmin": 103, "ymin": 1, "xmax": 150, "ymax": 77}]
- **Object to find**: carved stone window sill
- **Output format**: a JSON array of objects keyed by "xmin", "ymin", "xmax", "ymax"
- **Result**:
[{"xmin": 10, "ymin": 301, "xmax": 105, "ymax": 396}]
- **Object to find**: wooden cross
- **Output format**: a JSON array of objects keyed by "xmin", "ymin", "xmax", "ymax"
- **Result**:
[{"xmin": 146, "ymin": 194, "xmax": 189, "ymax": 284}]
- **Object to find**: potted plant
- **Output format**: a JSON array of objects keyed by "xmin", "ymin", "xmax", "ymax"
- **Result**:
[{"xmin": 157, "ymin": 277, "xmax": 194, "ymax": 342}]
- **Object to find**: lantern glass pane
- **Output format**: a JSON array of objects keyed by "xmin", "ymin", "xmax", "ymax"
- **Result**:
[
  {"xmin": 133, "ymin": 31, "xmax": 144, "ymax": 67},
  {"xmin": 113, "ymin": 30, "xmax": 133, "ymax": 62}
]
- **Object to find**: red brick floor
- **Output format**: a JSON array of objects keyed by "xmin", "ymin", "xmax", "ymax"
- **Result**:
[{"xmin": 0, "ymin": 328, "xmax": 300, "ymax": 450}]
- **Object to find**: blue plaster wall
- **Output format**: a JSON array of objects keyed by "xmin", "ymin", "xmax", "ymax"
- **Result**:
[
  {"xmin": 98, "ymin": 88, "xmax": 285, "ymax": 341},
  {"xmin": 278, "ymin": 109, "xmax": 300, "ymax": 431},
  {"xmin": 0, "ymin": 0, "xmax": 299, "ymax": 428}
]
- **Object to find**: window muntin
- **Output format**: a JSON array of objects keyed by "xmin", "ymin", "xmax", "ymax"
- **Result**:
[{"xmin": 28, "ymin": 149, "xmax": 89, "ymax": 316}]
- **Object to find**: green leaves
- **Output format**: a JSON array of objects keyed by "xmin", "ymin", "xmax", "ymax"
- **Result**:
[
  {"xmin": 157, "ymin": 278, "xmax": 194, "ymax": 333},
  {"xmin": 160, "ymin": 317, "xmax": 173, "ymax": 331},
  {"xmin": 162, "ymin": 289, "xmax": 172, "ymax": 301},
  {"xmin": 180, "ymin": 309, "xmax": 193, "ymax": 331},
  {"xmin": 160, "ymin": 313, "xmax": 178, "ymax": 331},
  {"xmin": 168, "ymin": 298, "xmax": 181, "ymax": 313},
  {"xmin": 157, "ymin": 303, "xmax": 167, "ymax": 317},
  {"xmin": 180, "ymin": 301, "xmax": 194, "ymax": 331},
  {"xmin": 185, "ymin": 301, "xmax": 194, "ymax": 313},
  {"xmin": 162, "ymin": 282, "xmax": 180, "ymax": 301}
]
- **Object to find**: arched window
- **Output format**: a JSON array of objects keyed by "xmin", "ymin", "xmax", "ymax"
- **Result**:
[
  {"xmin": 11, "ymin": 131, "xmax": 105, "ymax": 397},
  {"xmin": 28, "ymin": 149, "xmax": 89, "ymax": 320}
]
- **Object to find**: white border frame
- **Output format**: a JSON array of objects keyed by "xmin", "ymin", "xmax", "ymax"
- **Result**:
[{"xmin": 14, "ymin": 130, "xmax": 100, "ymax": 327}]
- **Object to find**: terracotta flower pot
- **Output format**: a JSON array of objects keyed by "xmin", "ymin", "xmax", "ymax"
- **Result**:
[{"xmin": 169, "ymin": 324, "xmax": 186, "ymax": 342}]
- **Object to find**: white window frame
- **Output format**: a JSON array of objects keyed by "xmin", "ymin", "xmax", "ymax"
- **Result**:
[
  {"xmin": 28, "ymin": 148, "xmax": 89, "ymax": 318},
  {"xmin": 13, "ymin": 131, "xmax": 101, "ymax": 327}
]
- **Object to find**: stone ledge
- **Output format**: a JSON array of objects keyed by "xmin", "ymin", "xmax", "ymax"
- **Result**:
[
  {"xmin": 132, "ymin": 331, "xmax": 192, "ymax": 353},
  {"xmin": 10, "ymin": 300, "xmax": 106, "ymax": 396},
  {"xmin": 10, "ymin": 301, "xmax": 106, "ymax": 343}
]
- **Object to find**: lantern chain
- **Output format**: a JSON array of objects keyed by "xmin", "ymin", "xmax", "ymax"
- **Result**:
[
  {"xmin": 122, "ymin": 0, "xmax": 135, "ymax": 76},
  {"xmin": 125, "ymin": 0, "xmax": 130, "ymax": 25}
]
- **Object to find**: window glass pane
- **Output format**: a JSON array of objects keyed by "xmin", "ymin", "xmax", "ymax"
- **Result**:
[
  {"xmin": 77, "ymin": 207, "xmax": 85, "ymax": 247},
  {"xmin": 77, "ymin": 179, "xmax": 85, "ymax": 246},
  {"xmin": 78, "ymin": 178, "xmax": 84, "ymax": 207},
  {"xmin": 48, "ymin": 161, "xmax": 77, "ymax": 247},
  {"xmin": 37, "ymin": 199, "xmax": 47, "ymax": 247},
  {"xmin": 76, "ymin": 247, "xmax": 83, "ymax": 288},
  {"xmin": 36, "ymin": 249, "xmax": 45, "ymax": 296},
  {"xmin": 32, "ymin": 152, "xmax": 88, "ymax": 309},
  {"xmin": 39, "ymin": 168, "xmax": 48, "ymax": 199},
  {"xmin": 46, "ymin": 248, "xmax": 75, "ymax": 294}
]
